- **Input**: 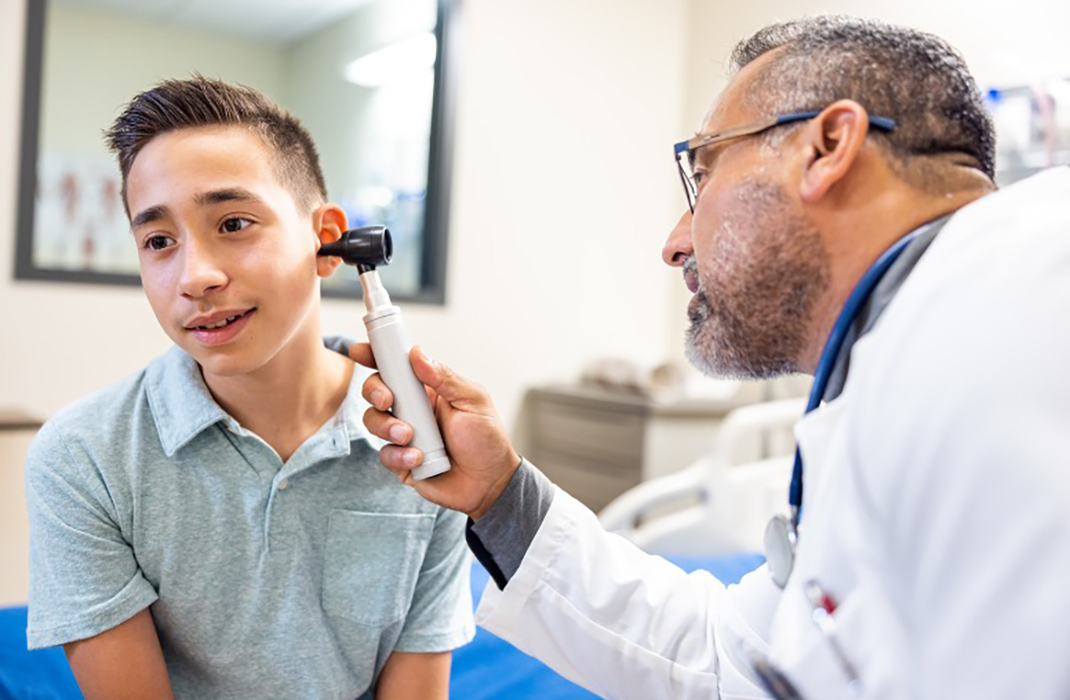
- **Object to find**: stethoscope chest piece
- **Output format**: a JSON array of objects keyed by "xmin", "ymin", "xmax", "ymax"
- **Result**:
[{"xmin": 765, "ymin": 514, "xmax": 797, "ymax": 589}]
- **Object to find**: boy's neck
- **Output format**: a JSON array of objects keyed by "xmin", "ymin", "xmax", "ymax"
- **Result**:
[{"xmin": 201, "ymin": 332, "xmax": 354, "ymax": 463}]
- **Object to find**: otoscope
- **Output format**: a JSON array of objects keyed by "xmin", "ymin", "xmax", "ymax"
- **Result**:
[{"xmin": 318, "ymin": 226, "xmax": 451, "ymax": 480}]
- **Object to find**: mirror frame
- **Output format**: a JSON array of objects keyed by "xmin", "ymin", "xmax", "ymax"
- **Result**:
[{"xmin": 13, "ymin": 0, "xmax": 459, "ymax": 304}]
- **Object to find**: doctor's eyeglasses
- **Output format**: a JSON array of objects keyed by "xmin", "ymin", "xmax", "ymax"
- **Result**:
[{"xmin": 673, "ymin": 110, "xmax": 897, "ymax": 213}]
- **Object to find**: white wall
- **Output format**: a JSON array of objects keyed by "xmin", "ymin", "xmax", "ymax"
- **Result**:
[{"xmin": 0, "ymin": 0, "xmax": 688, "ymax": 435}]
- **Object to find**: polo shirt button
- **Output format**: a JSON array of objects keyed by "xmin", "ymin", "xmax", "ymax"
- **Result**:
[{"xmin": 278, "ymin": 478, "xmax": 289, "ymax": 490}]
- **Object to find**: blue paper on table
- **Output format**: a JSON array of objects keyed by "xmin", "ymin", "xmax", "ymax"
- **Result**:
[{"xmin": 0, "ymin": 607, "xmax": 81, "ymax": 700}]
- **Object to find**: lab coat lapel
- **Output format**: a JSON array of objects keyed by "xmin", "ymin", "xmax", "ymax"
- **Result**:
[{"xmin": 792, "ymin": 396, "xmax": 850, "ymax": 513}]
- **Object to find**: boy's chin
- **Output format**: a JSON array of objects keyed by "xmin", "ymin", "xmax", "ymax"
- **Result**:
[{"xmin": 178, "ymin": 340, "xmax": 267, "ymax": 380}]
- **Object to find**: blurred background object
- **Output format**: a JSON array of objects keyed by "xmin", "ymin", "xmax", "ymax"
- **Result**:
[
  {"xmin": 0, "ymin": 410, "xmax": 43, "ymax": 608},
  {"xmin": 986, "ymin": 78, "xmax": 1070, "ymax": 185}
]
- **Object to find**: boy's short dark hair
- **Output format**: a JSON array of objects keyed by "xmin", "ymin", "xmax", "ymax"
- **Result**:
[{"xmin": 104, "ymin": 75, "xmax": 328, "ymax": 215}]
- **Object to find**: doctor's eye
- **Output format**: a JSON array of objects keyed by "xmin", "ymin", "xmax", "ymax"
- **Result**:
[
  {"xmin": 144, "ymin": 234, "xmax": 174, "ymax": 251},
  {"xmin": 221, "ymin": 217, "xmax": 253, "ymax": 233}
]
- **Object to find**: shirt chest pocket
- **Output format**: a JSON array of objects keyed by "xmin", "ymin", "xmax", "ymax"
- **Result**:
[
  {"xmin": 322, "ymin": 509, "xmax": 436, "ymax": 627},
  {"xmin": 769, "ymin": 578, "xmax": 909, "ymax": 700}
]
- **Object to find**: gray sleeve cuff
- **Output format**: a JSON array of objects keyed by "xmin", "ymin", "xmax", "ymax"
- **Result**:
[{"xmin": 466, "ymin": 458, "xmax": 555, "ymax": 587}]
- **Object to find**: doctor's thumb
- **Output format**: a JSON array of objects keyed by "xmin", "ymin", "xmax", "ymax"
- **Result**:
[{"xmin": 409, "ymin": 346, "xmax": 488, "ymax": 410}]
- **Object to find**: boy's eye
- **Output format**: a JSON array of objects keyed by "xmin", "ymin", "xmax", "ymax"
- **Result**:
[
  {"xmin": 144, "ymin": 235, "xmax": 174, "ymax": 251},
  {"xmin": 222, "ymin": 217, "xmax": 252, "ymax": 233}
]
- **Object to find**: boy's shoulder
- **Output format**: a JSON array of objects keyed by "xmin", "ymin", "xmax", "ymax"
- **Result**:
[
  {"xmin": 28, "ymin": 347, "xmax": 188, "ymax": 478},
  {"xmin": 47, "ymin": 369, "xmax": 147, "ymax": 433},
  {"xmin": 47, "ymin": 345, "xmax": 191, "ymax": 429}
]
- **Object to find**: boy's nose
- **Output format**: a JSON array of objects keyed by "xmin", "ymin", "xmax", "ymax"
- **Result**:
[{"xmin": 178, "ymin": 245, "xmax": 227, "ymax": 298}]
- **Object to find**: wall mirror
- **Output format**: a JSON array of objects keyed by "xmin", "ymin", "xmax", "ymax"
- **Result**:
[{"xmin": 15, "ymin": 0, "xmax": 457, "ymax": 302}]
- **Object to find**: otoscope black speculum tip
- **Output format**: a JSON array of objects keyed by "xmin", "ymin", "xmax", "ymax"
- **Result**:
[{"xmin": 317, "ymin": 225, "xmax": 393, "ymax": 272}]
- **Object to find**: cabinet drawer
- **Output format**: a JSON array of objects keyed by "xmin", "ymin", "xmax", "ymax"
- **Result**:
[
  {"xmin": 532, "ymin": 401, "xmax": 644, "ymax": 464},
  {"xmin": 537, "ymin": 450, "xmax": 642, "ymax": 513}
]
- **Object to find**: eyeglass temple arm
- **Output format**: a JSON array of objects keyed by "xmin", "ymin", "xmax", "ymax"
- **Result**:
[
  {"xmin": 679, "ymin": 111, "xmax": 897, "ymax": 154},
  {"xmin": 774, "ymin": 110, "xmax": 897, "ymax": 132}
]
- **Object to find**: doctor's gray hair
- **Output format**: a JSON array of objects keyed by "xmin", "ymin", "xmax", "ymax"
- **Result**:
[{"xmin": 730, "ymin": 17, "xmax": 996, "ymax": 187}]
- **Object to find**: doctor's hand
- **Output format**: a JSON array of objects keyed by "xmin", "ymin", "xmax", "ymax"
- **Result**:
[{"xmin": 350, "ymin": 344, "xmax": 522, "ymax": 521}]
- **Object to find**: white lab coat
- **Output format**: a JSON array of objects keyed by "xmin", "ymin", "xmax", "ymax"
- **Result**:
[{"xmin": 476, "ymin": 167, "xmax": 1070, "ymax": 699}]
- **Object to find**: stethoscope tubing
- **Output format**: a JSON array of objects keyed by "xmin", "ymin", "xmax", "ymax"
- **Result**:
[{"xmin": 788, "ymin": 231, "xmax": 921, "ymax": 530}]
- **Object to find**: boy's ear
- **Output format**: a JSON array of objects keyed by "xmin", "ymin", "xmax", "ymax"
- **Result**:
[{"xmin": 312, "ymin": 203, "xmax": 348, "ymax": 278}]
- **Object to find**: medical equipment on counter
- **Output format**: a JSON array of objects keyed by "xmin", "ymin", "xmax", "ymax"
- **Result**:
[
  {"xmin": 318, "ymin": 227, "xmax": 451, "ymax": 480},
  {"xmin": 765, "ymin": 230, "xmax": 920, "ymax": 588}
]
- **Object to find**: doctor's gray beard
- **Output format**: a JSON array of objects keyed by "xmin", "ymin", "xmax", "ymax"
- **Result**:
[{"xmin": 684, "ymin": 181, "xmax": 830, "ymax": 380}]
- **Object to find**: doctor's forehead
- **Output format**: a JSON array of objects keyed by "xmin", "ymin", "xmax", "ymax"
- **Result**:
[{"xmin": 699, "ymin": 48, "xmax": 785, "ymax": 133}]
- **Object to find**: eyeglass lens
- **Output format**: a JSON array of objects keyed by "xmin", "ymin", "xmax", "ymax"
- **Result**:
[{"xmin": 676, "ymin": 149, "xmax": 696, "ymax": 212}]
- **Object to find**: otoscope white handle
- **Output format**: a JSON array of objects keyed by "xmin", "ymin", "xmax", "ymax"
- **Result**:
[{"xmin": 364, "ymin": 306, "xmax": 451, "ymax": 480}]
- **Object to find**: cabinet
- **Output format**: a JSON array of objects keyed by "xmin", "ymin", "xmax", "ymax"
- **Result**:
[
  {"xmin": 524, "ymin": 385, "xmax": 745, "ymax": 513},
  {"xmin": 0, "ymin": 411, "xmax": 43, "ymax": 606}
]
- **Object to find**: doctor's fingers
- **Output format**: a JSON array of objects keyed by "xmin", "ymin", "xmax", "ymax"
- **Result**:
[
  {"xmin": 409, "ymin": 347, "xmax": 494, "ymax": 415},
  {"xmin": 360, "ymin": 370, "xmax": 399, "ymax": 415},
  {"xmin": 363, "ymin": 405, "xmax": 414, "ymax": 446},
  {"xmin": 348, "ymin": 342, "xmax": 377, "ymax": 369},
  {"xmin": 362, "ymin": 369, "xmax": 438, "ymax": 417},
  {"xmin": 378, "ymin": 443, "xmax": 423, "ymax": 479}
]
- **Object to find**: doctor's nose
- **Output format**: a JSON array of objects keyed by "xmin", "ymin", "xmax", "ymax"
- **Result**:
[
  {"xmin": 178, "ymin": 242, "xmax": 228, "ymax": 298},
  {"xmin": 662, "ymin": 210, "xmax": 693, "ymax": 268}
]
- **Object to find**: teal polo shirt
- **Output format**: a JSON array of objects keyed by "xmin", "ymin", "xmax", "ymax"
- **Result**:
[{"xmin": 24, "ymin": 340, "xmax": 474, "ymax": 699}]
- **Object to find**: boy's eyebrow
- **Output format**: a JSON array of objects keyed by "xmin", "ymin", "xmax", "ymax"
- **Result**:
[
  {"xmin": 130, "ymin": 204, "xmax": 169, "ymax": 230},
  {"xmin": 128, "ymin": 186, "xmax": 266, "ymax": 230},
  {"xmin": 130, "ymin": 188, "xmax": 264, "ymax": 230},
  {"xmin": 195, "ymin": 187, "xmax": 265, "ymax": 207}
]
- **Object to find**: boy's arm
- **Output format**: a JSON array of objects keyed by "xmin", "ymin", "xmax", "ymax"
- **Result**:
[
  {"xmin": 375, "ymin": 651, "xmax": 451, "ymax": 700},
  {"xmin": 64, "ymin": 608, "xmax": 176, "ymax": 700}
]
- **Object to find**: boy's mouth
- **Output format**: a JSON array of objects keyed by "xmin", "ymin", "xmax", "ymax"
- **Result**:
[
  {"xmin": 184, "ymin": 309, "xmax": 257, "ymax": 346},
  {"xmin": 193, "ymin": 312, "xmax": 249, "ymax": 330}
]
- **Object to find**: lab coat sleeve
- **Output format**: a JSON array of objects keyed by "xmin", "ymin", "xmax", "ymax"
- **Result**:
[{"xmin": 476, "ymin": 487, "xmax": 778, "ymax": 700}]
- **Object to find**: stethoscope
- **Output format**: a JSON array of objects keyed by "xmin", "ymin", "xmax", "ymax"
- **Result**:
[{"xmin": 764, "ymin": 230, "xmax": 921, "ymax": 589}]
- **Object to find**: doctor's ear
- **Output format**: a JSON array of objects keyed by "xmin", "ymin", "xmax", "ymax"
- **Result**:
[
  {"xmin": 313, "ymin": 204, "xmax": 348, "ymax": 278},
  {"xmin": 798, "ymin": 100, "xmax": 870, "ymax": 204}
]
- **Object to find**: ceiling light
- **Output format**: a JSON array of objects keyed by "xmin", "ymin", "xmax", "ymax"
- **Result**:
[{"xmin": 344, "ymin": 32, "xmax": 437, "ymax": 88}]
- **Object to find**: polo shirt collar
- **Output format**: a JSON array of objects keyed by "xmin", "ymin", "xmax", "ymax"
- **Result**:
[
  {"xmin": 145, "ymin": 341, "xmax": 377, "ymax": 458},
  {"xmin": 145, "ymin": 346, "xmax": 229, "ymax": 457}
]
